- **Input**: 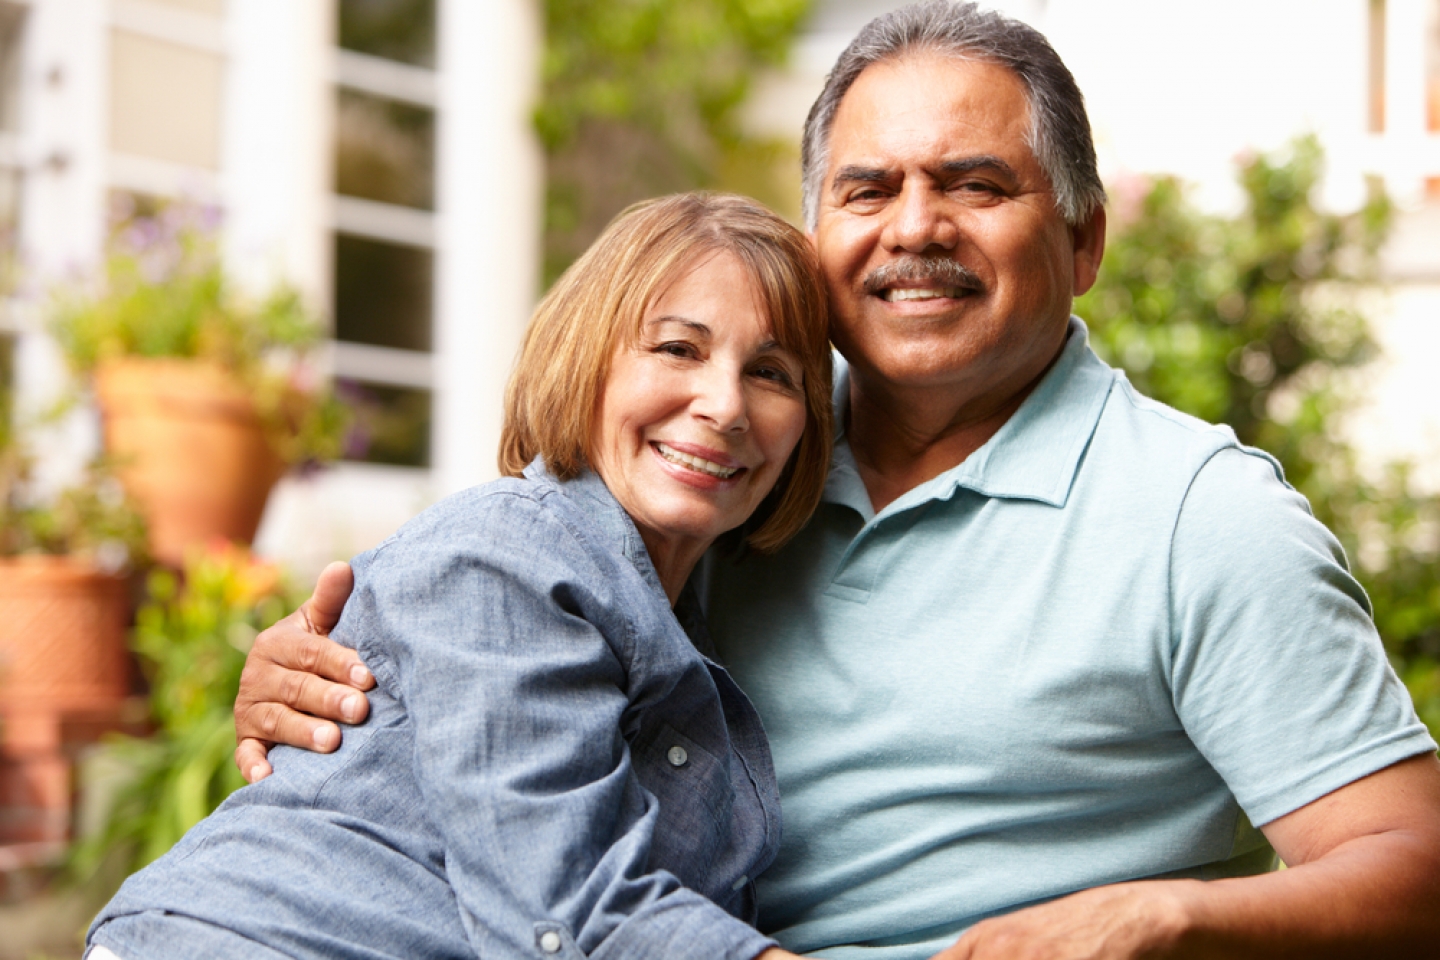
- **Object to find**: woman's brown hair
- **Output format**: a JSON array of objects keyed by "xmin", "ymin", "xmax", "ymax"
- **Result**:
[{"xmin": 499, "ymin": 192, "xmax": 832, "ymax": 553}]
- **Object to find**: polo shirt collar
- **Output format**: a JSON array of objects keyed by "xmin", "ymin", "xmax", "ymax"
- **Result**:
[{"xmin": 826, "ymin": 317, "xmax": 1116, "ymax": 520}]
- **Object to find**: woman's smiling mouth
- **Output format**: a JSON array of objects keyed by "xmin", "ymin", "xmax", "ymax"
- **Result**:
[{"xmin": 653, "ymin": 442, "xmax": 743, "ymax": 479}]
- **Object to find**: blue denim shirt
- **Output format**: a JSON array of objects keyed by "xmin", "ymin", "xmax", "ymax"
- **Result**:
[{"xmin": 90, "ymin": 463, "xmax": 782, "ymax": 960}]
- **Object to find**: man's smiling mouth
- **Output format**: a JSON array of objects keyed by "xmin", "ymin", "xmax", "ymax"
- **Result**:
[
  {"xmin": 655, "ymin": 442, "xmax": 741, "ymax": 479},
  {"xmin": 863, "ymin": 255, "xmax": 983, "ymax": 302},
  {"xmin": 881, "ymin": 287, "xmax": 967, "ymax": 302}
]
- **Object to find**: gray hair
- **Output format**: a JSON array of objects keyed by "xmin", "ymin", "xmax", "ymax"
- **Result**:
[{"xmin": 800, "ymin": 0, "xmax": 1106, "ymax": 229}]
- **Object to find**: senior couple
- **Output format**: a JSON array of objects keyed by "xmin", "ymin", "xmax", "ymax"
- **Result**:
[{"xmin": 90, "ymin": 2, "xmax": 1440, "ymax": 959}]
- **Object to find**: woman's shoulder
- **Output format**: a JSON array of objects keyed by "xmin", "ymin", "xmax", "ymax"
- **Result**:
[{"xmin": 350, "ymin": 470, "xmax": 651, "ymax": 611}]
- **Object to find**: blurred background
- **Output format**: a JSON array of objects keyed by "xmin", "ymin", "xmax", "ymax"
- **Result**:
[{"xmin": 0, "ymin": 0, "xmax": 1437, "ymax": 956}]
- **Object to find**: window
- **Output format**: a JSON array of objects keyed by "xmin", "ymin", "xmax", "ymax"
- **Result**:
[
  {"xmin": 332, "ymin": 0, "xmax": 437, "ymax": 468},
  {"xmin": 0, "ymin": 2, "xmax": 24, "ymax": 246},
  {"xmin": 0, "ymin": 1, "xmax": 23, "ymax": 395}
]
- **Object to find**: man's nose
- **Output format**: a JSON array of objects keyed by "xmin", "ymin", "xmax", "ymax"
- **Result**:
[
  {"xmin": 693, "ymin": 367, "xmax": 749, "ymax": 433},
  {"xmin": 881, "ymin": 184, "xmax": 957, "ymax": 253}
]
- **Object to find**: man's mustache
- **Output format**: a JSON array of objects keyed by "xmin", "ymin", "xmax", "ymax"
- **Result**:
[{"xmin": 862, "ymin": 256, "xmax": 983, "ymax": 295}]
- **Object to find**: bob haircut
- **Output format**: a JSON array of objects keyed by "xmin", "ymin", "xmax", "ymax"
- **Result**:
[{"xmin": 500, "ymin": 192, "xmax": 832, "ymax": 554}]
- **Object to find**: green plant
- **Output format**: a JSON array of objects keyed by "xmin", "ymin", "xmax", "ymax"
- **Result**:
[
  {"xmin": 48, "ymin": 200, "xmax": 349, "ymax": 468},
  {"xmin": 537, "ymin": 0, "xmax": 812, "ymax": 282},
  {"xmin": 71, "ymin": 544, "xmax": 301, "ymax": 878},
  {"xmin": 1077, "ymin": 136, "xmax": 1440, "ymax": 735},
  {"xmin": 0, "ymin": 382, "xmax": 148, "ymax": 570}
]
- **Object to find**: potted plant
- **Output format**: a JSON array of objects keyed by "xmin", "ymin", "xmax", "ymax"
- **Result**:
[
  {"xmin": 0, "ymin": 386, "xmax": 148, "ymax": 849},
  {"xmin": 47, "ymin": 201, "xmax": 349, "ymax": 567}
]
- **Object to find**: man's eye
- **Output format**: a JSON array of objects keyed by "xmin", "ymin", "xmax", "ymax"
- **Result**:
[
  {"xmin": 849, "ymin": 189, "xmax": 886, "ymax": 203},
  {"xmin": 955, "ymin": 181, "xmax": 1000, "ymax": 197}
]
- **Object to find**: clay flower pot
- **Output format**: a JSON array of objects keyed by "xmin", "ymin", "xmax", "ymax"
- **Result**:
[
  {"xmin": 0, "ymin": 556, "xmax": 131, "ymax": 845},
  {"xmin": 94, "ymin": 358, "xmax": 285, "ymax": 568}
]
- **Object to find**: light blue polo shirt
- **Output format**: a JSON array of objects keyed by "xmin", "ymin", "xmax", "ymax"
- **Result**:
[{"xmin": 703, "ymin": 319, "xmax": 1435, "ymax": 959}]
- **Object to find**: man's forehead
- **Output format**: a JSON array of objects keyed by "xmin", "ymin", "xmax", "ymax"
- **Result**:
[{"xmin": 827, "ymin": 53, "xmax": 1032, "ymax": 163}]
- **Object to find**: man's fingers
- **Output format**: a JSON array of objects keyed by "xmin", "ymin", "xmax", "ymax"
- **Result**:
[
  {"xmin": 304, "ymin": 560, "xmax": 355, "ymax": 636},
  {"xmin": 235, "ymin": 738, "xmax": 274, "ymax": 784},
  {"xmin": 235, "ymin": 696, "xmax": 345, "ymax": 753},
  {"xmin": 251, "ymin": 622, "xmax": 373, "ymax": 689}
]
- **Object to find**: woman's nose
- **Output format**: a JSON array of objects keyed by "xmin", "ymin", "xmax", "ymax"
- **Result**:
[{"xmin": 693, "ymin": 368, "xmax": 749, "ymax": 433}]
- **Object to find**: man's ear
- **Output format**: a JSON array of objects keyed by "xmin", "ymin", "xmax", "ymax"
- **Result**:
[{"xmin": 1070, "ymin": 206, "xmax": 1106, "ymax": 296}]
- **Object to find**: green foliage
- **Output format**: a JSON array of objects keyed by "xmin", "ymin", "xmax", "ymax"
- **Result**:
[
  {"xmin": 48, "ymin": 201, "xmax": 350, "ymax": 467},
  {"xmin": 71, "ymin": 546, "xmax": 301, "ymax": 878},
  {"xmin": 1077, "ymin": 137, "xmax": 1440, "ymax": 734},
  {"xmin": 538, "ymin": 0, "xmax": 811, "ymax": 282}
]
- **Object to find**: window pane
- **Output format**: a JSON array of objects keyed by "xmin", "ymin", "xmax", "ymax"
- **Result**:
[
  {"xmin": 336, "ymin": 378, "xmax": 431, "ymax": 467},
  {"xmin": 0, "ymin": 167, "xmax": 20, "ymax": 242},
  {"xmin": 109, "ymin": 30, "xmax": 223, "ymax": 168},
  {"xmin": 338, "ymin": 0, "xmax": 435, "ymax": 69},
  {"xmin": 333, "ymin": 233, "xmax": 432, "ymax": 352},
  {"xmin": 0, "ymin": 3, "xmax": 23, "ymax": 134},
  {"xmin": 335, "ymin": 89, "xmax": 435, "ymax": 210}
]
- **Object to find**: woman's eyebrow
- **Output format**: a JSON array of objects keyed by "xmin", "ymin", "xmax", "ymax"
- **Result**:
[{"xmin": 646, "ymin": 317, "xmax": 712, "ymax": 338}]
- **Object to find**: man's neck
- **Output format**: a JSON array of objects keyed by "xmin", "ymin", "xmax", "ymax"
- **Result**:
[{"xmin": 846, "ymin": 346, "xmax": 1064, "ymax": 514}]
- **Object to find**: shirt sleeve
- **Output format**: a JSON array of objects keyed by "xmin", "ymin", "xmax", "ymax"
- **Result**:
[
  {"xmin": 1168, "ymin": 446, "xmax": 1436, "ymax": 827},
  {"xmin": 339, "ymin": 489, "xmax": 775, "ymax": 960}
]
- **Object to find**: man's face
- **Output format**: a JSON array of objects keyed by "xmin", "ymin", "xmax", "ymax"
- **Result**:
[{"xmin": 813, "ymin": 52, "xmax": 1103, "ymax": 412}]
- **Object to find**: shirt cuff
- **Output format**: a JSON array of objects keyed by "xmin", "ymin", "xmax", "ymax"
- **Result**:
[{"xmin": 589, "ymin": 887, "xmax": 777, "ymax": 960}]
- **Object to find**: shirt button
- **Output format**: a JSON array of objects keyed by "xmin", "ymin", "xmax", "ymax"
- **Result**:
[
  {"xmin": 539, "ymin": 930, "xmax": 562, "ymax": 953},
  {"xmin": 667, "ymin": 745, "xmax": 688, "ymax": 767}
]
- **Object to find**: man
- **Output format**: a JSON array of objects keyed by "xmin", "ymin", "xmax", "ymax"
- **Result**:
[{"xmin": 235, "ymin": 3, "xmax": 1440, "ymax": 957}]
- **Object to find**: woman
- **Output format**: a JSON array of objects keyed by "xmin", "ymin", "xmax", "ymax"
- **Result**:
[{"xmin": 86, "ymin": 193, "xmax": 832, "ymax": 960}]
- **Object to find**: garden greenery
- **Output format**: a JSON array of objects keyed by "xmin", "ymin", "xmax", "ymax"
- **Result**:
[
  {"xmin": 538, "ymin": 0, "xmax": 811, "ymax": 281},
  {"xmin": 72, "ymin": 545, "xmax": 301, "ymax": 878},
  {"xmin": 48, "ymin": 201, "xmax": 350, "ymax": 468},
  {"xmin": 1077, "ymin": 137, "xmax": 1440, "ymax": 735}
]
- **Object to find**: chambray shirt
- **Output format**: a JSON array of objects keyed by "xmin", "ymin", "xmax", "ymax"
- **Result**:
[{"xmin": 91, "ymin": 464, "xmax": 782, "ymax": 960}]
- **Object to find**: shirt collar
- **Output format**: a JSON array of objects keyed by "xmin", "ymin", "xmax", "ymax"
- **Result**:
[
  {"xmin": 825, "ymin": 317, "xmax": 1116, "ymax": 518},
  {"xmin": 522, "ymin": 457, "xmax": 665, "ymax": 594},
  {"xmin": 522, "ymin": 456, "xmax": 712, "ymax": 648}
]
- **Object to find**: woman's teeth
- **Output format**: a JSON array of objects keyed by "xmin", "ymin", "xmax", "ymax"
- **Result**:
[{"xmin": 656, "ymin": 443, "xmax": 739, "ymax": 478}]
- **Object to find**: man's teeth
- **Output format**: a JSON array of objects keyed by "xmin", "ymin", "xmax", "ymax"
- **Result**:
[
  {"xmin": 656, "ymin": 443, "xmax": 739, "ymax": 478},
  {"xmin": 884, "ymin": 287, "xmax": 964, "ymax": 302}
]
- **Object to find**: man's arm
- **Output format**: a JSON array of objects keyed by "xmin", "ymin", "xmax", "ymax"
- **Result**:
[
  {"xmin": 935, "ymin": 752, "xmax": 1440, "ymax": 960},
  {"xmin": 233, "ymin": 560, "xmax": 373, "ymax": 782}
]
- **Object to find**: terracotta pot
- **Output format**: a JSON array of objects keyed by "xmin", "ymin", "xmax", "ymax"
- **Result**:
[
  {"xmin": 0, "ymin": 556, "xmax": 131, "ymax": 844},
  {"xmin": 94, "ymin": 358, "xmax": 285, "ymax": 567}
]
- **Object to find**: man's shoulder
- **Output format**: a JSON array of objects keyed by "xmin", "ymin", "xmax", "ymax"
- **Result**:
[{"xmin": 1090, "ymin": 369, "xmax": 1282, "ymax": 486}]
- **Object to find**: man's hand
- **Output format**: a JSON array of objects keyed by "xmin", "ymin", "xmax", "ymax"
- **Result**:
[
  {"xmin": 933, "ymin": 882, "xmax": 1192, "ymax": 960},
  {"xmin": 234, "ymin": 561, "xmax": 372, "ymax": 783},
  {"xmin": 932, "ymin": 753, "xmax": 1440, "ymax": 959}
]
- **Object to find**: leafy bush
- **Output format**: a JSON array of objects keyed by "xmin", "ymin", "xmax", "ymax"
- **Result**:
[
  {"xmin": 72, "ymin": 544, "xmax": 302, "ymax": 878},
  {"xmin": 1077, "ymin": 137, "xmax": 1440, "ymax": 734},
  {"xmin": 537, "ymin": 0, "xmax": 811, "ymax": 281}
]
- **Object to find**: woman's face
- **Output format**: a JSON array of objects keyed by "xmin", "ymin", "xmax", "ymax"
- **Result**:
[{"xmin": 591, "ymin": 250, "xmax": 809, "ymax": 576}]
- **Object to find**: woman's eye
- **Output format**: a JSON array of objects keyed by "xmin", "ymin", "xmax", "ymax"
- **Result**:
[
  {"xmin": 656, "ymin": 342, "xmax": 697, "ymax": 359},
  {"xmin": 752, "ymin": 364, "xmax": 797, "ymax": 388}
]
